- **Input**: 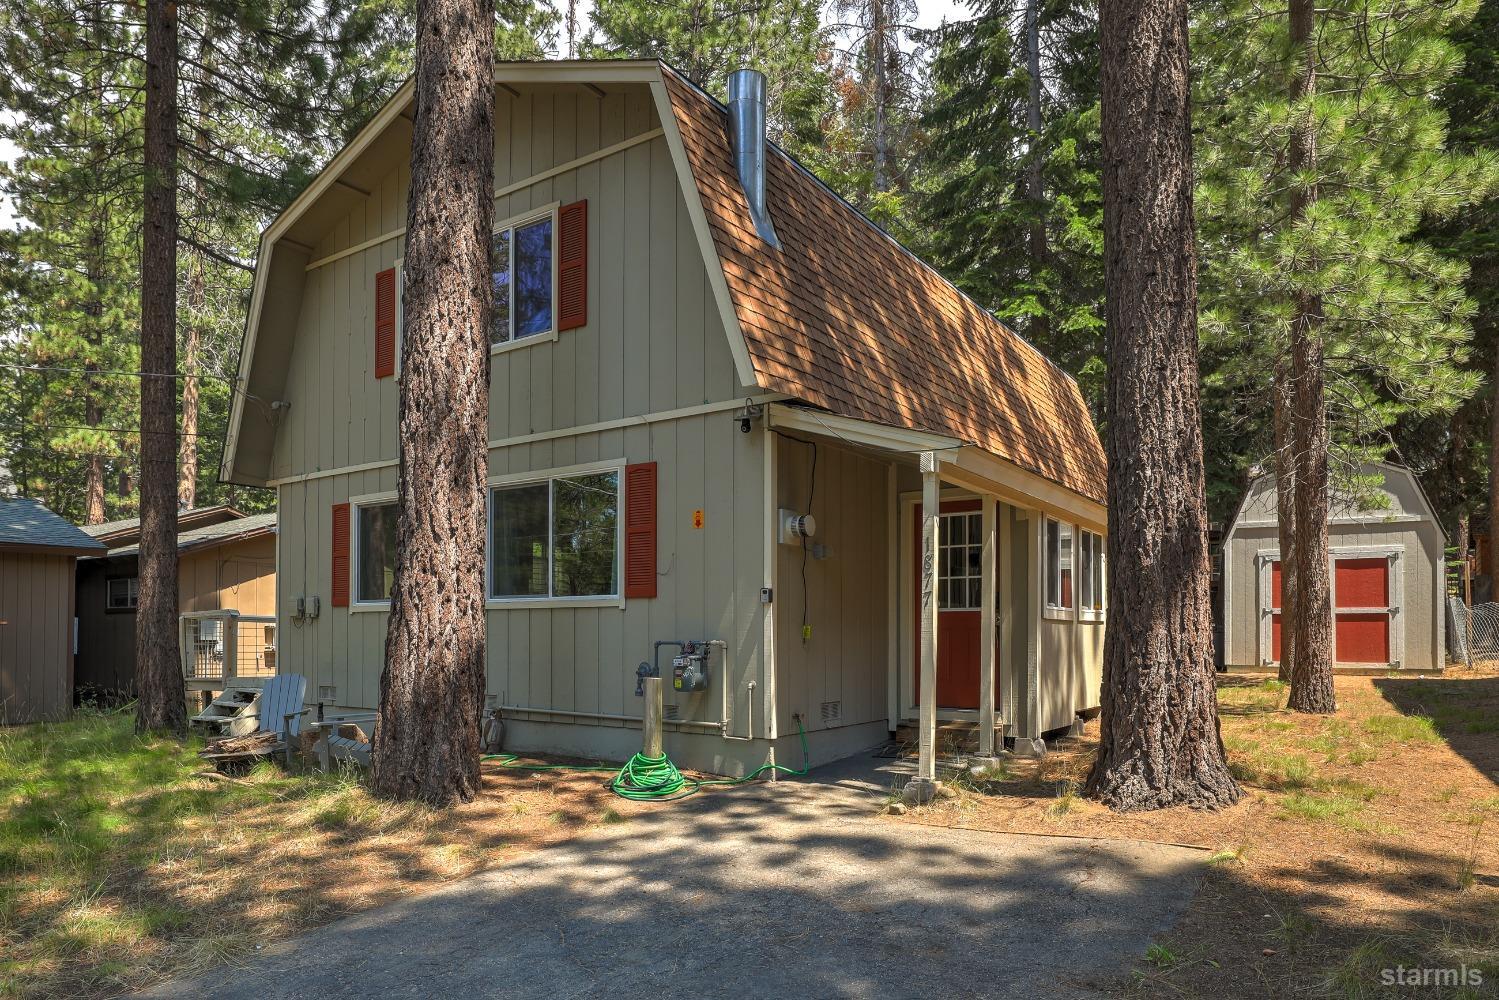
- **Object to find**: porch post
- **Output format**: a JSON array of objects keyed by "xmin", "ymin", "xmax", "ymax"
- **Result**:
[
  {"xmin": 1015, "ymin": 508, "xmax": 1047, "ymax": 757},
  {"xmin": 905, "ymin": 451, "xmax": 943, "ymax": 804},
  {"xmin": 976, "ymin": 494, "xmax": 999, "ymax": 761}
]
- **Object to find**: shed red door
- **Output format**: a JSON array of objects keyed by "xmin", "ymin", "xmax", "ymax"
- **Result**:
[
  {"xmin": 913, "ymin": 500, "xmax": 998, "ymax": 710},
  {"xmin": 1334, "ymin": 557, "xmax": 1390, "ymax": 663},
  {"xmin": 1270, "ymin": 556, "xmax": 1391, "ymax": 664}
]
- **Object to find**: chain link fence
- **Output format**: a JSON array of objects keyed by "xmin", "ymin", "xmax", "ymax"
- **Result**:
[{"xmin": 1446, "ymin": 595, "xmax": 1499, "ymax": 666}]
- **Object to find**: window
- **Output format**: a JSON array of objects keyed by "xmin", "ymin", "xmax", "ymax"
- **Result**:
[
  {"xmin": 490, "ymin": 469, "xmax": 619, "ymax": 601},
  {"xmin": 1078, "ymin": 529, "xmax": 1105, "ymax": 615},
  {"xmin": 937, "ymin": 511, "xmax": 983, "ymax": 610},
  {"xmin": 490, "ymin": 212, "xmax": 554, "ymax": 346},
  {"xmin": 355, "ymin": 500, "xmax": 398, "ymax": 604},
  {"xmin": 1046, "ymin": 518, "xmax": 1074, "ymax": 612},
  {"xmin": 106, "ymin": 577, "xmax": 138, "ymax": 611}
]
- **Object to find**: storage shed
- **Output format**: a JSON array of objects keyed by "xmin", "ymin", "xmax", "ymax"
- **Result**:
[
  {"xmin": 0, "ymin": 497, "xmax": 105, "ymax": 723},
  {"xmin": 1221, "ymin": 462, "xmax": 1447, "ymax": 672}
]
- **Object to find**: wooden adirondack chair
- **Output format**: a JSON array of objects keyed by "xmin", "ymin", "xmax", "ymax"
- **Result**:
[{"xmin": 199, "ymin": 674, "xmax": 309, "ymax": 766}]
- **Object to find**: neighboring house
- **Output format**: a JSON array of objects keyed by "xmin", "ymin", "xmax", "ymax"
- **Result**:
[
  {"xmin": 76, "ymin": 507, "xmax": 277, "ymax": 696},
  {"xmin": 0, "ymin": 497, "xmax": 105, "ymax": 723},
  {"xmin": 1221, "ymin": 463, "xmax": 1446, "ymax": 672},
  {"xmin": 221, "ymin": 61, "xmax": 1108, "ymax": 775}
]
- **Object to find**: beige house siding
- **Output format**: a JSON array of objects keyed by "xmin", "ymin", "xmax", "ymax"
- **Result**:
[
  {"xmin": 0, "ymin": 550, "xmax": 76, "ymax": 724},
  {"xmin": 772, "ymin": 434, "xmax": 893, "ymax": 738},
  {"xmin": 270, "ymin": 84, "xmax": 749, "ymax": 486}
]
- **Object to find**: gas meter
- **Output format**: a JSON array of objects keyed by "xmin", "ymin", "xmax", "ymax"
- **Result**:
[{"xmin": 672, "ymin": 642, "xmax": 712, "ymax": 693}]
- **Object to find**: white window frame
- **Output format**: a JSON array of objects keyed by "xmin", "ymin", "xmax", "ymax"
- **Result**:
[
  {"xmin": 106, "ymin": 576, "xmax": 139, "ymax": 611},
  {"xmin": 1078, "ymin": 528, "xmax": 1106, "ymax": 621},
  {"xmin": 349, "ymin": 490, "xmax": 398, "ymax": 612},
  {"xmin": 1043, "ymin": 517, "xmax": 1075, "ymax": 620},
  {"xmin": 486, "ymin": 458, "xmax": 626, "ymax": 610},
  {"xmin": 490, "ymin": 202, "xmax": 560, "ymax": 356}
]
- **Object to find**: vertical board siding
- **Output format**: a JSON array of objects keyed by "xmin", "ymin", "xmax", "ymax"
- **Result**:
[
  {"xmin": 0, "ymin": 551, "xmax": 74, "ymax": 723},
  {"xmin": 268, "ymin": 83, "xmax": 771, "ymax": 721},
  {"xmin": 772, "ymin": 436, "xmax": 892, "ymax": 733}
]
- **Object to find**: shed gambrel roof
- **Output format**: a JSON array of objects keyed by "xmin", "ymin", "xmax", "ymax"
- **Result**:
[
  {"xmin": 0, "ymin": 498, "xmax": 106, "ymax": 555},
  {"xmin": 660, "ymin": 69, "xmax": 1106, "ymax": 503}
]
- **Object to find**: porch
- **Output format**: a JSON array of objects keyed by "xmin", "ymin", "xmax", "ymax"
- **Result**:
[{"xmin": 766, "ymin": 404, "xmax": 1107, "ymax": 795}]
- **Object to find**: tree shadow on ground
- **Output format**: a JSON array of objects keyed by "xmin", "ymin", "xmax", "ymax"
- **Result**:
[{"xmin": 1373, "ymin": 675, "xmax": 1499, "ymax": 787}]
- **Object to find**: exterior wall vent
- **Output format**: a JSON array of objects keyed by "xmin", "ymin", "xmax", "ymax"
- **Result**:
[
  {"xmin": 726, "ymin": 69, "xmax": 780, "ymax": 249},
  {"xmin": 820, "ymin": 700, "xmax": 842, "ymax": 724},
  {"xmin": 663, "ymin": 703, "xmax": 680, "ymax": 721}
]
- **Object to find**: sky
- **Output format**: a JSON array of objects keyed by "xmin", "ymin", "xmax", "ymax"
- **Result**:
[{"xmin": 0, "ymin": 1, "xmax": 972, "ymax": 228}]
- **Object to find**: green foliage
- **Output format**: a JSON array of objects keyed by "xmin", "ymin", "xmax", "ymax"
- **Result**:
[
  {"xmin": 1194, "ymin": 0, "xmax": 1498, "ymax": 514},
  {"xmin": 914, "ymin": 0, "xmax": 1105, "ymax": 410},
  {"xmin": 584, "ymin": 0, "xmax": 830, "ymax": 161}
]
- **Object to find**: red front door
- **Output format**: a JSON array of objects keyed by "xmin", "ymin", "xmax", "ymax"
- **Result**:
[{"xmin": 913, "ymin": 500, "xmax": 998, "ymax": 709}]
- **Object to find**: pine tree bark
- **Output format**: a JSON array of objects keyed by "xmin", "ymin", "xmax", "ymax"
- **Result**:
[
  {"xmin": 136, "ymin": 0, "xmax": 185, "ymax": 735},
  {"xmin": 1285, "ymin": 0, "xmax": 1335, "ymax": 714},
  {"xmin": 1024, "ymin": 0, "xmax": 1050, "ymax": 347},
  {"xmin": 1490, "ymin": 337, "xmax": 1499, "ymax": 582},
  {"xmin": 178, "ymin": 262, "xmax": 203, "ymax": 509},
  {"xmin": 1273, "ymin": 365, "xmax": 1297, "ymax": 682},
  {"xmin": 1085, "ymin": 0, "xmax": 1240, "ymax": 810},
  {"xmin": 84, "ymin": 218, "xmax": 107, "ymax": 525},
  {"xmin": 871, "ymin": 0, "xmax": 890, "ymax": 195},
  {"xmin": 372, "ymin": 0, "xmax": 494, "ymax": 806}
]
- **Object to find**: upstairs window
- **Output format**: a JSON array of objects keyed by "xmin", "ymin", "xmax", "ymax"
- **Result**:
[
  {"xmin": 490, "ymin": 211, "xmax": 554, "ymax": 346},
  {"xmin": 1045, "ymin": 518, "xmax": 1074, "ymax": 612},
  {"xmin": 107, "ymin": 577, "xmax": 139, "ymax": 611}
]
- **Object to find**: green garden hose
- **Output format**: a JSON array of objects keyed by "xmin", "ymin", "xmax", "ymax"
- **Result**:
[{"xmin": 483, "ymin": 717, "xmax": 810, "ymax": 802}]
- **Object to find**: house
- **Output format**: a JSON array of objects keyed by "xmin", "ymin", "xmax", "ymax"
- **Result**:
[
  {"xmin": 0, "ymin": 497, "xmax": 105, "ymax": 723},
  {"xmin": 220, "ymin": 61, "xmax": 1108, "ymax": 776},
  {"xmin": 1221, "ymin": 462, "xmax": 1446, "ymax": 673},
  {"xmin": 76, "ymin": 507, "xmax": 277, "ymax": 697}
]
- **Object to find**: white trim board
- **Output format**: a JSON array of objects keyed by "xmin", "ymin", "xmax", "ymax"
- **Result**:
[{"xmin": 266, "ymin": 394, "xmax": 788, "ymax": 487}]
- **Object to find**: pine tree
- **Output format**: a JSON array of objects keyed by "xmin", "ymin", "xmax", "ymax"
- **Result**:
[
  {"xmin": 1086, "ymin": 0, "xmax": 1241, "ymax": 811},
  {"xmin": 373, "ymin": 0, "xmax": 494, "ymax": 806},
  {"xmin": 915, "ymin": 0, "xmax": 1105, "ymax": 406},
  {"xmin": 585, "ymin": 0, "xmax": 829, "ymax": 156},
  {"xmin": 1194, "ymin": 0, "xmax": 1496, "ymax": 705}
]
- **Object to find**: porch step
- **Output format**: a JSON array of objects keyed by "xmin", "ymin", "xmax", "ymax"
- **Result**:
[{"xmin": 895, "ymin": 720, "xmax": 1004, "ymax": 754}]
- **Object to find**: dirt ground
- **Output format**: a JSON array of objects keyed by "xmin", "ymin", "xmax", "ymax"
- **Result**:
[{"xmin": 889, "ymin": 669, "xmax": 1499, "ymax": 998}]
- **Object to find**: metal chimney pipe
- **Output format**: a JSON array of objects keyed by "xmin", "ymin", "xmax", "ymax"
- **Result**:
[{"xmin": 726, "ymin": 69, "xmax": 780, "ymax": 249}]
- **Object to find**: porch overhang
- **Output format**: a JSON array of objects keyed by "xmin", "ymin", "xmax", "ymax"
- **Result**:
[{"xmin": 767, "ymin": 403, "xmax": 1106, "ymax": 532}]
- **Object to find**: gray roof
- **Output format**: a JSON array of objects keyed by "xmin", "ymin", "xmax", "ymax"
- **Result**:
[
  {"xmin": 0, "ymin": 497, "xmax": 107, "ymax": 553},
  {"xmin": 82, "ymin": 503, "xmax": 241, "ymax": 540},
  {"xmin": 102, "ymin": 511, "xmax": 277, "ymax": 558}
]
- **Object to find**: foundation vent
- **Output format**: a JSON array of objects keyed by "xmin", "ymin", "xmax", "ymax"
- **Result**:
[{"xmin": 820, "ymin": 700, "xmax": 842, "ymax": 724}]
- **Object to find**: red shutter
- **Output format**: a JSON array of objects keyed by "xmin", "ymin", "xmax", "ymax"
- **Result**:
[
  {"xmin": 374, "ymin": 267, "xmax": 396, "ymax": 378},
  {"xmin": 624, "ymin": 462, "xmax": 656, "ymax": 599},
  {"xmin": 331, "ymin": 503, "xmax": 351, "ymax": 607},
  {"xmin": 557, "ymin": 199, "xmax": 587, "ymax": 331}
]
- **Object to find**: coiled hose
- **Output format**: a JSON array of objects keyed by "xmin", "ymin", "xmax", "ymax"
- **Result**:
[{"xmin": 484, "ymin": 718, "xmax": 810, "ymax": 802}]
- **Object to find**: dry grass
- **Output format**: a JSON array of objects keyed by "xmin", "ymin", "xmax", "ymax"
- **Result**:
[
  {"xmin": 890, "ymin": 669, "xmax": 1499, "ymax": 998},
  {"xmin": 0, "ymin": 708, "xmax": 652, "ymax": 999}
]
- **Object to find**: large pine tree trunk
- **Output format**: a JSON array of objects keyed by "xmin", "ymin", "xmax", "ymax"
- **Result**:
[
  {"xmin": 1490, "ymin": 338, "xmax": 1499, "ymax": 583},
  {"xmin": 178, "ymin": 262, "xmax": 203, "ymax": 509},
  {"xmin": 372, "ymin": 0, "xmax": 494, "ymax": 806},
  {"xmin": 1085, "ymin": 0, "xmax": 1240, "ymax": 810},
  {"xmin": 135, "ymin": 0, "xmax": 185, "ymax": 735},
  {"xmin": 871, "ymin": 0, "xmax": 890, "ymax": 194},
  {"xmin": 1273, "ymin": 366, "xmax": 1297, "ymax": 682},
  {"xmin": 1285, "ymin": 0, "xmax": 1335, "ymax": 713},
  {"xmin": 1024, "ymin": 0, "xmax": 1049, "ymax": 347}
]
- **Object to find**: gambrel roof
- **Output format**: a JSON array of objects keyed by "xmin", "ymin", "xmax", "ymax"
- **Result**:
[{"xmin": 224, "ymin": 61, "xmax": 1105, "ymax": 505}]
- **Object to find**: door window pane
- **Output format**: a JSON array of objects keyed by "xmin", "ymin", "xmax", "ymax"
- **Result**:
[
  {"xmin": 490, "ymin": 483, "xmax": 549, "ymax": 597},
  {"xmin": 552, "ymin": 472, "xmax": 618, "ymax": 597},
  {"xmin": 356, "ymin": 502, "xmax": 398, "ymax": 603},
  {"xmin": 937, "ymin": 511, "xmax": 983, "ymax": 610}
]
